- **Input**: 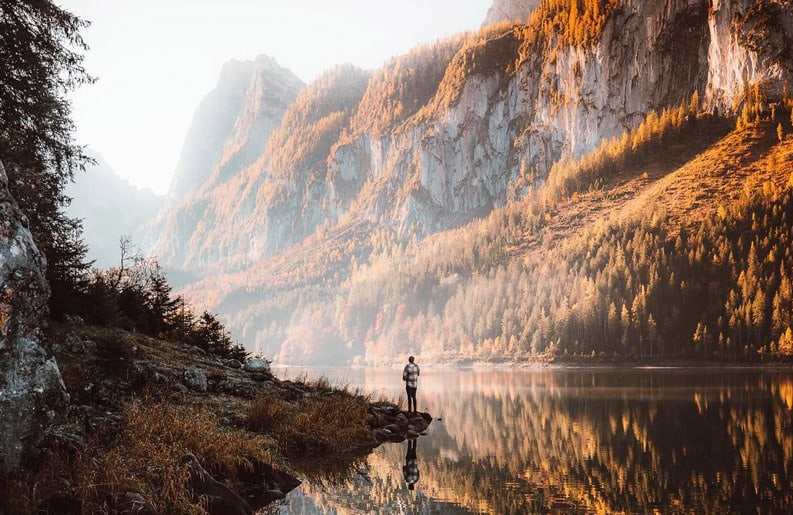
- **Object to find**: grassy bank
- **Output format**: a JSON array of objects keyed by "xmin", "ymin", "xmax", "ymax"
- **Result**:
[{"xmin": 8, "ymin": 324, "xmax": 417, "ymax": 514}]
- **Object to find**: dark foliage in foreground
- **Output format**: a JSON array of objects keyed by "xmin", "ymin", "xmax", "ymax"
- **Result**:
[{"xmin": 63, "ymin": 239, "xmax": 248, "ymax": 361}]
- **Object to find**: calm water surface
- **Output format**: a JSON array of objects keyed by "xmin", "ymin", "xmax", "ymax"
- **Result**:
[{"xmin": 264, "ymin": 366, "xmax": 793, "ymax": 514}]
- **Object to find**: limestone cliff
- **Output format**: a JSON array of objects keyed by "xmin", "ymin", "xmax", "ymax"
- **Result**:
[
  {"xmin": 0, "ymin": 159, "xmax": 67, "ymax": 476},
  {"xmin": 153, "ymin": 0, "xmax": 792, "ymax": 274},
  {"xmin": 166, "ymin": 55, "xmax": 304, "ymax": 201},
  {"xmin": 323, "ymin": 0, "xmax": 792, "ymax": 243},
  {"xmin": 155, "ymin": 65, "xmax": 370, "ymax": 269},
  {"xmin": 149, "ymin": 55, "xmax": 304, "ymax": 266}
]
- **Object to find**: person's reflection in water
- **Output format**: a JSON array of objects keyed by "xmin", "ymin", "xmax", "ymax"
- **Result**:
[{"xmin": 403, "ymin": 438, "xmax": 420, "ymax": 491}]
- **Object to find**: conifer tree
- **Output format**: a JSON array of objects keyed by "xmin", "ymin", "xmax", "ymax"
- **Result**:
[{"xmin": 0, "ymin": 0, "xmax": 94, "ymax": 315}]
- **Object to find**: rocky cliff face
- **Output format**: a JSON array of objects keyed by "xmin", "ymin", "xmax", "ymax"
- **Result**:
[
  {"xmin": 149, "ymin": 55, "xmax": 304, "ymax": 266},
  {"xmin": 0, "ymin": 159, "xmax": 67, "ymax": 476},
  {"xmin": 154, "ymin": 65, "xmax": 370, "ymax": 269},
  {"xmin": 707, "ymin": 0, "xmax": 793, "ymax": 106},
  {"xmin": 322, "ymin": 0, "xmax": 791, "ymax": 242},
  {"xmin": 166, "ymin": 55, "xmax": 304, "ymax": 201},
  {"xmin": 154, "ymin": 0, "xmax": 792, "ymax": 274}
]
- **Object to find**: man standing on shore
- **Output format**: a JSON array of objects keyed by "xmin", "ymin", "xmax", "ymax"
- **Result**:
[{"xmin": 402, "ymin": 356, "xmax": 420, "ymax": 413}]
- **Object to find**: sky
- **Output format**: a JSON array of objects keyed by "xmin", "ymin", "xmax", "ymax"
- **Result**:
[{"xmin": 60, "ymin": 0, "xmax": 493, "ymax": 195}]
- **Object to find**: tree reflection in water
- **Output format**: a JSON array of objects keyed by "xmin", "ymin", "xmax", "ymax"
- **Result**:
[{"xmin": 270, "ymin": 367, "xmax": 793, "ymax": 514}]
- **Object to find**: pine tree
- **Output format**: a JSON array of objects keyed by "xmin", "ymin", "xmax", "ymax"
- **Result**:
[
  {"xmin": 689, "ymin": 90, "xmax": 699, "ymax": 117},
  {"xmin": 146, "ymin": 263, "xmax": 180, "ymax": 336},
  {"xmin": 0, "ymin": 1, "xmax": 94, "ymax": 316}
]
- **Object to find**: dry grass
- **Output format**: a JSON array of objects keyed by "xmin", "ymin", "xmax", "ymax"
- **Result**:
[
  {"xmin": 10, "ymin": 400, "xmax": 277, "ymax": 514},
  {"xmin": 248, "ymin": 386, "xmax": 372, "ymax": 455}
]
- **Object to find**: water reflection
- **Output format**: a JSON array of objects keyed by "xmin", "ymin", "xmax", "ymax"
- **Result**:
[
  {"xmin": 402, "ymin": 438, "xmax": 419, "ymax": 491},
  {"xmin": 270, "ymin": 367, "xmax": 793, "ymax": 513}
]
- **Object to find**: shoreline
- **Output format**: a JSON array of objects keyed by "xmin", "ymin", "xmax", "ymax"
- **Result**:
[{"xmin": 273, "ymin": 359, "xmax": 793, "ymax": 372}]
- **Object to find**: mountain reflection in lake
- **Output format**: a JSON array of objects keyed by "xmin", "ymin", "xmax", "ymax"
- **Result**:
[{"xmin": 265, "ymin": 367, "xmax": 793, "ymax": 514}]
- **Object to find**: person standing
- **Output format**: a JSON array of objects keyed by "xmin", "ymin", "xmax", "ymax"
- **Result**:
[{"xmin": 402, "ymin": 356, "xmax": 420, "ymax": 413}]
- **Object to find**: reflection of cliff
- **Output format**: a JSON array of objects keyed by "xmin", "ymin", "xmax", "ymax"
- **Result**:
[{"xmin": 282, "ymin": 369, "xmax": 793, "ymax": 513}]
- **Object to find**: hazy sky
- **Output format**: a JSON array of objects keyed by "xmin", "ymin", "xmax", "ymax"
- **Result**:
[{"xmin": 60, "ymin": 0, "xmax": 492, "ymax": 195}]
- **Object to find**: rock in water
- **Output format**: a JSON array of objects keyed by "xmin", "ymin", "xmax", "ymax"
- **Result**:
[
  {"xmin": 0, "ymin": 159, "xmax": 68, "ymax": 476},
  {"xmin": 180, "ymin": 453, "xmax": 253, "ymax": 515}
]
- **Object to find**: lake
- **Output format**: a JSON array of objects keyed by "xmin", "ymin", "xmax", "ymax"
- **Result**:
[{"xmin": 265, "ymin": 366, "xmax": 793, "ymax": 513}]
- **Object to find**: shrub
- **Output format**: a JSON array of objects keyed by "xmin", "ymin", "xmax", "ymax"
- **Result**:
[
  {"xmin": 10, "ymin": 401, "xmax": 277, "ymax": 513},
  {"xmin": 248, "ymin": 385, "xmax": 371, "ymax": 454}
]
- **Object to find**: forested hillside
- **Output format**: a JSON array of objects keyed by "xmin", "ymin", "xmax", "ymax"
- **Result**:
[
  {"xmin": 184, "ymin": 99, "xmax": 793, "ymax": 364},
  {"xmin": 161, "ymin": 0, "xmax": 793, "ymax": 365}
]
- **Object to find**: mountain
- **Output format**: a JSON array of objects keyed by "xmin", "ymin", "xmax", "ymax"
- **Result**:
[
  {"xmin": 166, "ymin": 55, "xmax": 304, "ymax": 201},
  {"xmin": 482, "ymin": 0, "xmax": 540, "ymax": 25},
  {"xmin": 155, "ymin": 0, "xmax": 793, "ymax": 365},
  {"xmin": 147, "ymin": 55, "xmax": 304, "ymax": 267},
  {"xmin": 155, "ymin": 64, "xmax": 371, "ymax": 270},
  {"xmin": 65, "ymin": 152, "xmax": 163, "ymax": 268}
]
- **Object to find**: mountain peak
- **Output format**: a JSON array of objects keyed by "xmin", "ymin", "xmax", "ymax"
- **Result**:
[
  {"xmin": 166, "ymin": 55, "xmax": 303, "ymax": 201},
  {"xmin": 482, "ymin": 0, "xmax": 539, "ymax": 26}
]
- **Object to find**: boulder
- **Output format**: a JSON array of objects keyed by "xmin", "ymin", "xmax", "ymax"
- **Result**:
[
  {"xmin": 0, "ymin": 159, "xmax": 68, "ymax": 476},
  {"xmin": 220, "ymin": 379, "xmax": 254, "ymax": 398},
  {"xmin": 180, "ymin": 453, "xmax": 253, "ymax": 515},
  {"xmin": 233, "ymin": 455, "xmax": 301, "ymax": 510},
  {"xmin": 242, "ymin": 358, "xmax": 271, "ymax": 374},
  {"xmin": 222, "ymin": 358, "xmax": 243, "ymax": 369},
  {"xmin": 182, "ymin": 368, "xmax": 208, "ymax": 393}
]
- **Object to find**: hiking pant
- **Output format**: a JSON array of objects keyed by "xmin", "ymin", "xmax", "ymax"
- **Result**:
[{"xmin": 406, "ymin": 386, "xmax": 417, "ymax": 412}]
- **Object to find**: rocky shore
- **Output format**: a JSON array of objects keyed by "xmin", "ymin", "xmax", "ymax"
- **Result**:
[{"xmin": 7, "ymin": 323, "xmax": 432, "ymax": 514}]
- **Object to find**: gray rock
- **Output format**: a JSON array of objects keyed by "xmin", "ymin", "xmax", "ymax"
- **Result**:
[
  {"xmin": 242, "ymin": 358, "xmax": 271, "ymax": 373},
  {"xmin": 265, "ymin": 489, "xmax": 285, "ymax": 500},
  {"xmin": 222, "ymin": 358, "xmax": 243, "ymax": 369},
  {"xmin": 182, "ymin": 368, "xmax": 208, "ymax": 392},
  {"xmin": 383, "ymin": 424, "xmax": 401, "ymax": 434},
  {"xmin": 221, "ymin": 379, "xmax": 254, "ymax": 398},
  {"xmin": 372, "ymin": 429, "xmax": 390, "ymax": 443},
  {"xmin": 63, "ymin": 314, "xmax": 84, "ymax": 325},
  {"xmin": 130, "ymin": 360, "xmax": 166, "ymax": 387},
  {"xmin": 64, "ymin": 333, "xmax": 85, "ymax": 353},
  {"xmin": 0, "ymin": 159, "xmax": 68, "ymax": 476},
  {"xmin": 173, "ymin": 383, "xmax": 188, "ymax": 394},
  {"xmin": 49, "ymin": 431, "xmax": 88, "ymax": 453}
]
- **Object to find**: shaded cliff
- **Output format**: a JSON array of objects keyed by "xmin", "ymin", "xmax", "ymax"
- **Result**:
[{"xmin": 0, "ymin": 159, "xmax": 67, "ymax": 476}]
